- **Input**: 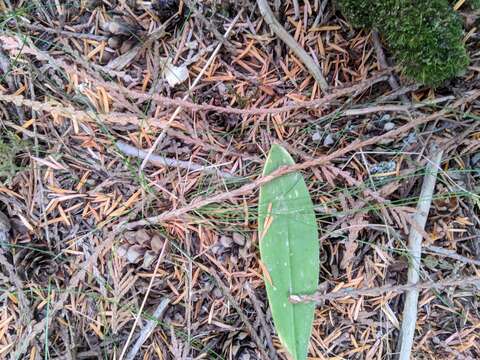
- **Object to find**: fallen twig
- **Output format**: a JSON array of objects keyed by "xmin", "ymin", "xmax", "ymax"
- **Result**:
[
  {"xmin": 425, "ymin": 245, "xmax": 480, "ymax": 267},
  {"xmin": 121, "ymin": 110, "xmax": 446, "ymax": 229},
  {"xmin": 289, "ymin": 276, "xmax": 480, "ymax": 304},
  {"xmin": 91, "ymin": 72, "xmax": 387, "ymax": 115},
  {"xmin": 121, "ymin": 90, "xmax": 479, "ymax": 229},
  {"xmin": 116, "ymin": 141, "xmax": 235, "ymax": 178},
  {"xmin": 397, "ymin": 143, "xmax": 443, "ymax": 360},
  {"xmin": 371, "ymin": 30, "xmax": 409, "ymax": 104},
  {"xmin": 13, "ymin": 21, "xmax": 109, "ymax": 41},
  {"xmin": 340, "ymin": 96, "xmax": 453, "ymax": 117},
  {"xmin": 124, "ymin": 298, "xmax": 170, "ymax": 360},
  {"xmin": 256, "ymin": 0, "xmax": 329, "ymax": 91}
]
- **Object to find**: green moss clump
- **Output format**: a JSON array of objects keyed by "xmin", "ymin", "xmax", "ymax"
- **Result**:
[
  {"xmin": 468, "ymin": 0, "xmax": 480, "ymax": 9},
  {"xmin": 337, "ymin": 0, "xmax": 377, "ymax": 28},
  {"xmin": 337, "ymin": 0, "xmax": 469, "ymax": 86}
]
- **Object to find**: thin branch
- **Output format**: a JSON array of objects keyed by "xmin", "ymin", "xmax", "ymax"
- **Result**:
[
  {"xmin": 0, "ymin": 73, "xmax": 386, "ymax": 123},
  {"xmin": 425, "ymin": 245, "xmax": 480, "ymax": 267},
  {"xmin": 138, "ymin": 11, "xmax": 243, "ymax": 173},
  {"xmin": 289, "ymin": 276, "xmax": 480, "ymax": 304},
  {"xmin": 124, "ymin": 298, "xmax": 170, "ymax": 360},
  {"xmin": 94, "ymin": 72, "xmax": 387, "ymax": 115},
  {"xmin": 256, "ymin": 0, "xmax": 329, "ymax": 91},
  {"xmin": 120, "ymin": 90, "xmax": 477, "ymax": 232},
  {"xmin": 116, "ymin": 141, "xmax": 235, "ymax": 179},
  {"xmin": 397, "ymin": 143, "xmax": 443, "ymax": 360},
  {"xmin": 122, "ymin": 108, "xmax": 453, "ymax": 230},
  {"xmin": 12, "ymin": 21, "xmax": 109, "ymax": 41},
  {"xmin": 340, "ymin": 96, "xmax": 453, "ymax": 117}
]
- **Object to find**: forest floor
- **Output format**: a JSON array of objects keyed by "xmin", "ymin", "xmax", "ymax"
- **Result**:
[{"xmin": 0, "ymin": 0, "xmax": 479, "ymax": 359}]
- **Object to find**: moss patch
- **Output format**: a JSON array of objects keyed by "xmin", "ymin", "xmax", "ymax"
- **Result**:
[
  {"xmin": 468, "ymin": 0, "xmax": 480, "ymax": 9},
  {"xmin": 338, "ymin": 0, "xmax": 469, "ymax": 86}
]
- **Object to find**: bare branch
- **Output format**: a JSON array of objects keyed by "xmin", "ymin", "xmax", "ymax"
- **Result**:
[
  {"xmin": 397, "ymin": 143, "xmax": 443, "ymax": 360},
  {"xmin": 116, "ymin": 141, "xmax": 235, "ymax": 179},
  {"xmin": 289, "ymin": 276, "xmax": 480, "ymax": 304}
]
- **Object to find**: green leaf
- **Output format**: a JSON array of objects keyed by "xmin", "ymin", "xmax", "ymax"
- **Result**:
[{"xmin": 258, "ymin": 144, "xmax": 319, "ymax": 360}]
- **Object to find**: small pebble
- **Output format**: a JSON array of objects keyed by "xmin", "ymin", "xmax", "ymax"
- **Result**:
[
  {"xmin": 220, "ymin": 235, "xmax": 232, "ymax": 248},
  {"xmin": 151, "ymin": 234, "xmax": 165, "ymax": 252},
  {"xmin": 213, "ymin": 287, "xmax": 223, "ymax": 299},
  {"xmin": 0, "ymin": 211, "xmax": 10, "ymax": 232},
  {"xmin": 383, "ymin": 122, "xmax": 395, "ymax": 131},
  {"xmin": 135, "ymin": 229, "xmax": 150, "ymax": 244},
  {"xmin": 323, "ymin": 134, "xmax": 335, "ymax": 147},
  {"xmin": 101, "ymin": 20, "xmax": 136, "ymax": 36},
  {"xmin": 107, "ymin": 36, "xmax": 123, "ymax": 49},
  {"xmin": 126, "ymin": 245, "xmax": 145, "ymax": 263},
  {"xmin": 211, "ymin": 244, "xmax": 222, "ymax": 255},
  {"xmin": 403, "ymin": 132, "xmax": 417, "ymax": 146},
  {"xmin": 123, "ymin": 231, "xmax": 136, "ymax": 243},
  {"xmin": 217, "ymin": 83, "xmax": 227, "ymax": 96},
  {"xmin": 142, "ymin": 250, "xmax": 157, "ymax": 268},
  {"xmin": 369, "ymin": 160, "xmax": 396, "ymax": 175},
  {"xmin": 99, "ymin": 51, "xmax": 113, "ymax": 65},
  {"xmin": 232, "ymin": 233, "xmax": 246, "ymax": 246},
  {"xmin": 311, "ymin": 131, "xmax": 322, "ymax": 142},
  {"xmin": 380, "ymin": 113, "xmax": 391, "ymax": 122},
  {"xmin": 117, "ymin": 244, "xmax": 128, "ymax": 257}
]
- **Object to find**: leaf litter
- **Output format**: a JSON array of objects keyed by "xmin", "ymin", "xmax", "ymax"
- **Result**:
[{"xmin": 0, "ymin": 0, "xmax": 478, "ymax": 358}]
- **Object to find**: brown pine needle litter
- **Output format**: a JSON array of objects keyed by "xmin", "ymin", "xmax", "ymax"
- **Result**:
[{"xmin": 0, "ymin": 1, "xmax": 479, "ymax": 359}]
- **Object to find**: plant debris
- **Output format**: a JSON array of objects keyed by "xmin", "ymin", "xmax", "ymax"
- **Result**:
[{"xmin": 0, "ymin": 0, "xmax": 479, "ymax": 358}]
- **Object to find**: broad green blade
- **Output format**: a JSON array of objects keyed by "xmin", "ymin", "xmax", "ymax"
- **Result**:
[{"xmin": 258, "ymin": 144, "xmax": 319, "ymax": 360}]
